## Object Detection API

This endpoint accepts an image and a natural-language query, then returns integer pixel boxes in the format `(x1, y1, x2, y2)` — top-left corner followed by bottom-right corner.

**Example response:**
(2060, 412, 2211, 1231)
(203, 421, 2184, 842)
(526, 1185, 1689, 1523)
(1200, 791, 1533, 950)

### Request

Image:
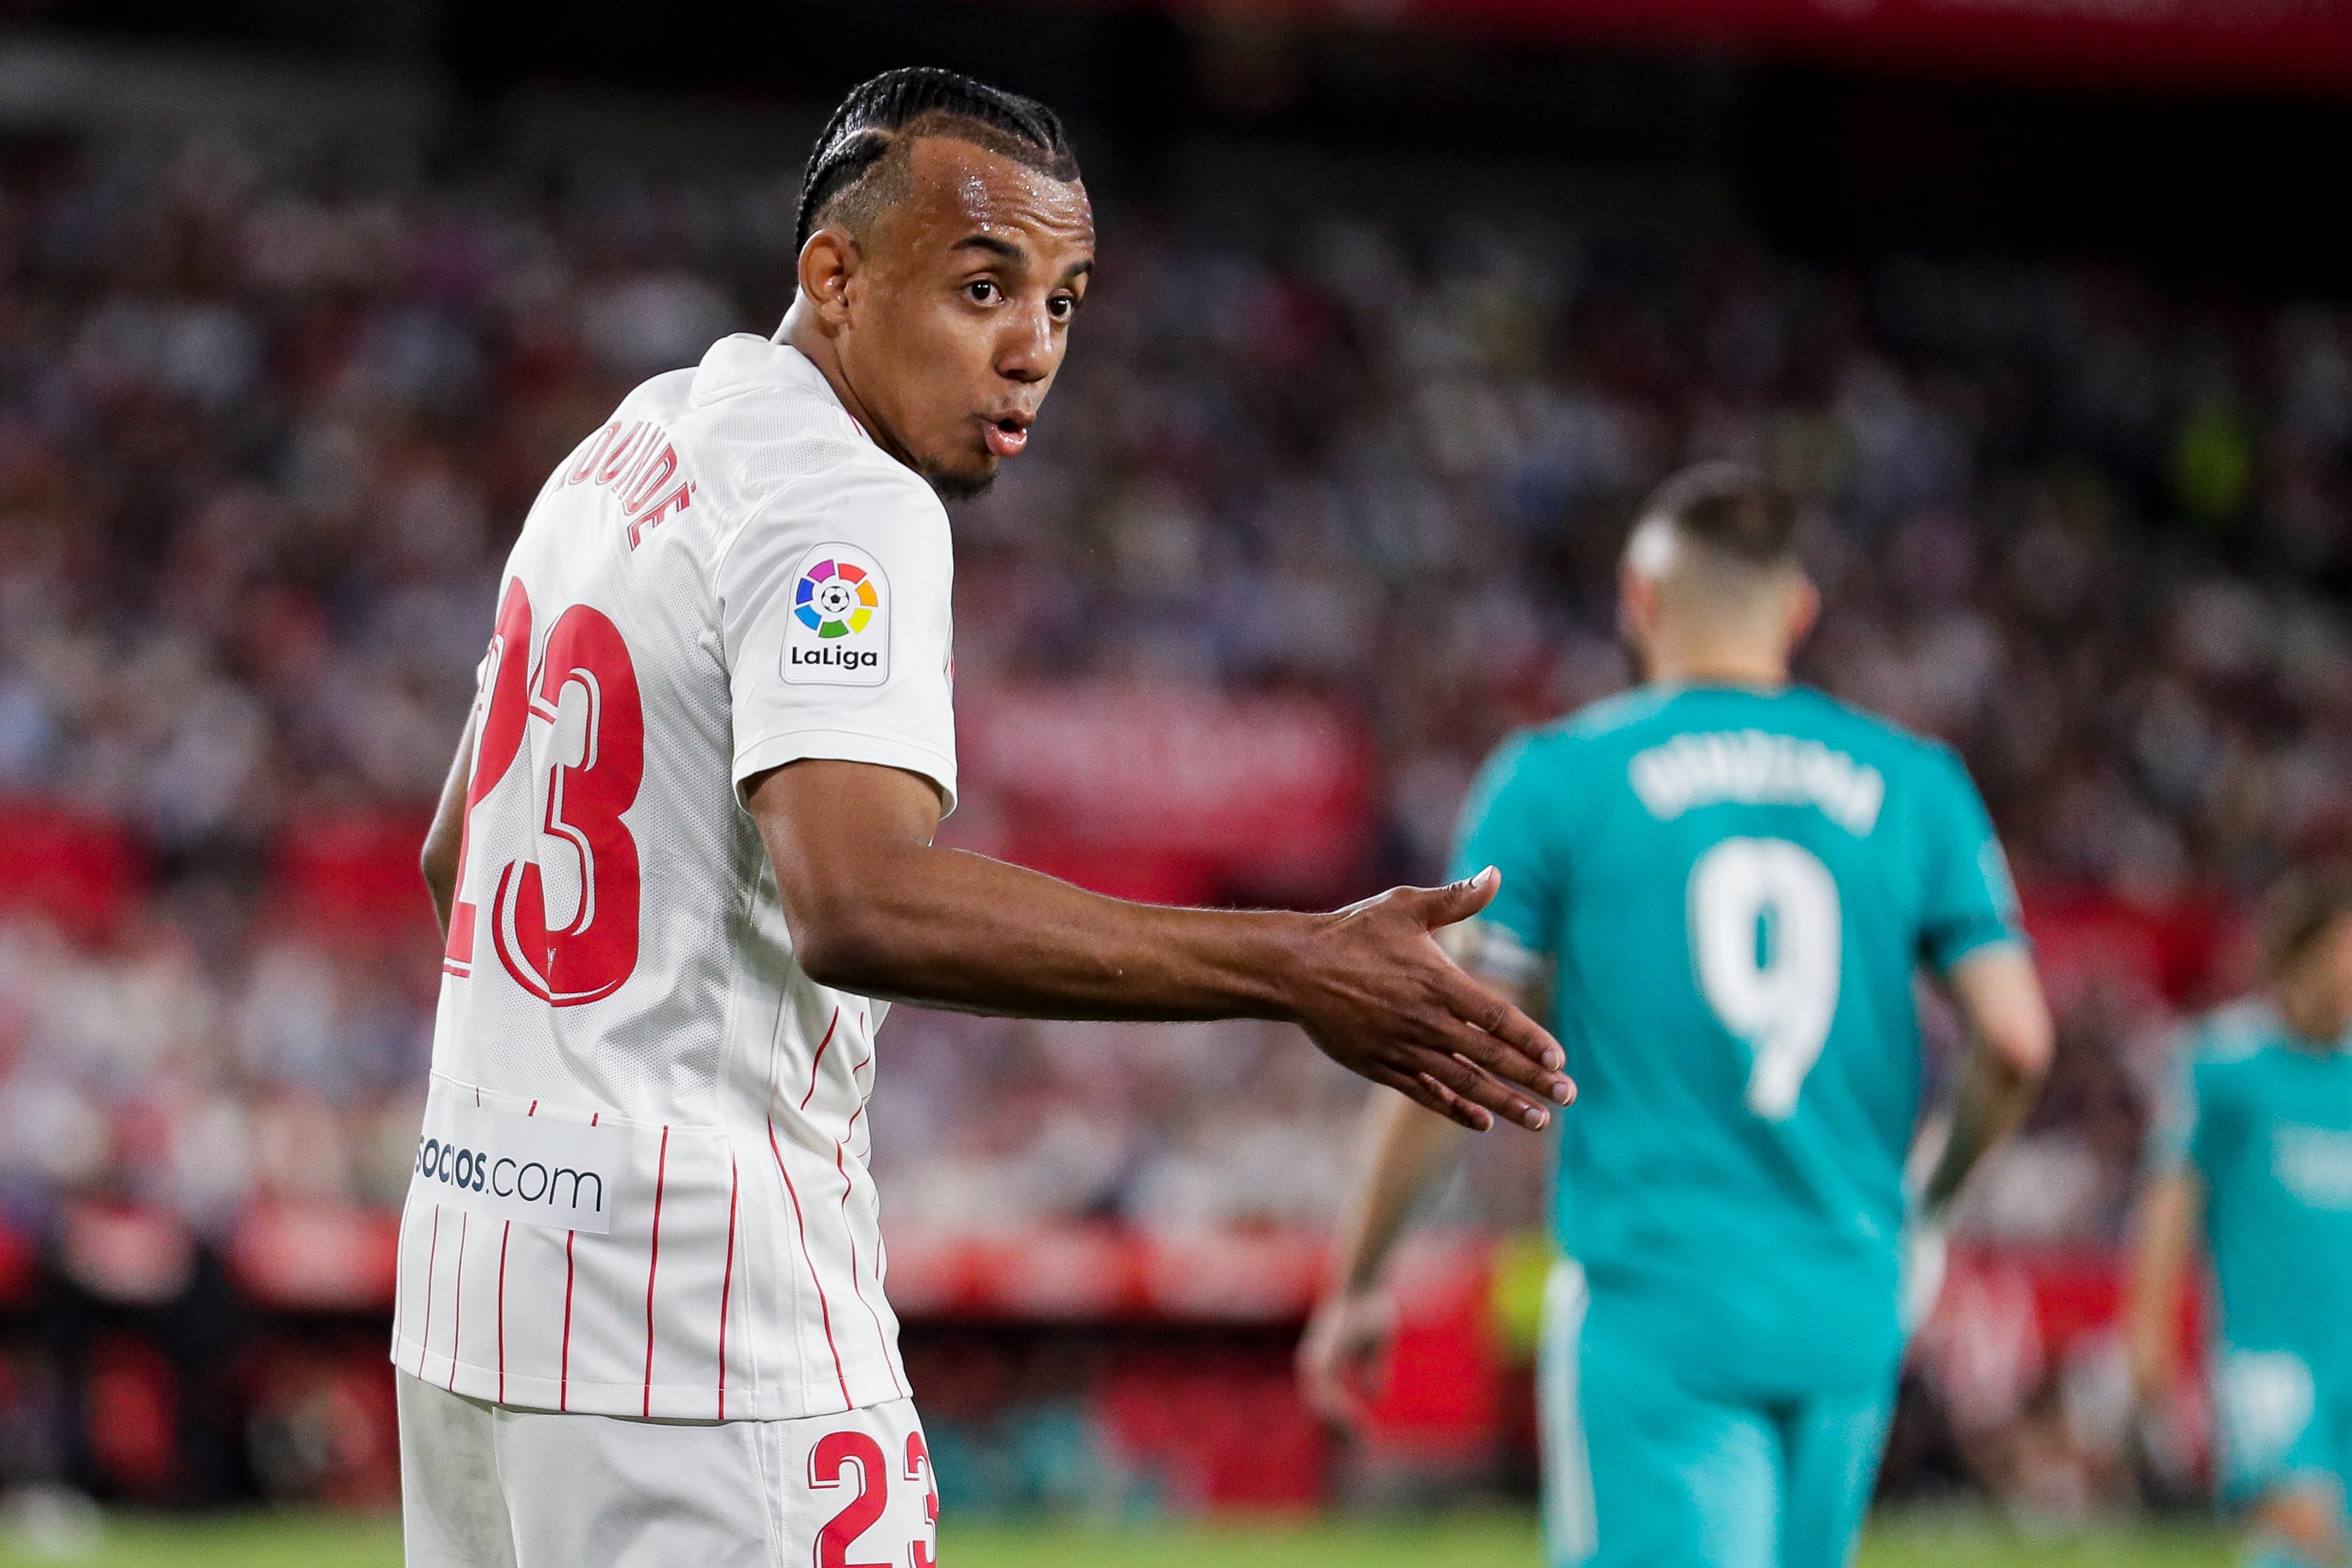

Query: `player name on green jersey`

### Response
(1629, 730, 1886, 836)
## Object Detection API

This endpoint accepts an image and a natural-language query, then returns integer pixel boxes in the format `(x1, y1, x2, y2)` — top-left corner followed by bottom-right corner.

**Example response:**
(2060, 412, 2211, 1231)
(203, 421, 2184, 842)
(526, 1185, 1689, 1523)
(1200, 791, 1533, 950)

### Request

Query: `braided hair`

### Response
(794, 67, 1080, 253)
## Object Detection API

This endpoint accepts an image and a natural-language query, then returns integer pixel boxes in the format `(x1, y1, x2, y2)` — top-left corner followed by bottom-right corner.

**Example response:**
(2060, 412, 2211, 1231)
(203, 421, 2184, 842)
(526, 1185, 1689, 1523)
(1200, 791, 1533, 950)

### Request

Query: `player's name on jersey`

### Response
(562, 416, 696, 549)
(1629, 730, 1886, 836)
(409, 1097, 625, 1235)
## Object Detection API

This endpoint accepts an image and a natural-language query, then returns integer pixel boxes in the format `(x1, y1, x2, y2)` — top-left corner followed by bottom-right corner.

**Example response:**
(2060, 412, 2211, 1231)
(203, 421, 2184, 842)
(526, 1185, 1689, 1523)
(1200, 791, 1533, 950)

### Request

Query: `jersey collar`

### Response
(690, 333, 844, 412)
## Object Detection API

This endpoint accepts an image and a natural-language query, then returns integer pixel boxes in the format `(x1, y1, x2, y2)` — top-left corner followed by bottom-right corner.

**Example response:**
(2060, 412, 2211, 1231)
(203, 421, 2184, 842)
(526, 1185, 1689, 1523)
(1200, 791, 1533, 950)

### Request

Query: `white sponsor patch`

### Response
(783, 541, 890, 686)
(410, 1096, 624, 1234)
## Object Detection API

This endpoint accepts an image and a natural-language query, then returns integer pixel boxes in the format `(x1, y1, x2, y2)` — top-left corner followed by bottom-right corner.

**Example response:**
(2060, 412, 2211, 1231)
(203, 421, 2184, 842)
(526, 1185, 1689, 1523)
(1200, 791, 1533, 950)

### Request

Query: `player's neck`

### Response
(1644, 650, 1792, 691)
(2274, 984, 2351, 1050)
(777, 306, 905, 470)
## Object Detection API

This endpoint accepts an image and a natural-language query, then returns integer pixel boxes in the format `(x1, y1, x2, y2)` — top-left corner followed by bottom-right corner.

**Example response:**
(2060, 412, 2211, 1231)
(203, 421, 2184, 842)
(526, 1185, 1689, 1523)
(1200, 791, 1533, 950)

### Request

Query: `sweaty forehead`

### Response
(882, 136, 1093, 259)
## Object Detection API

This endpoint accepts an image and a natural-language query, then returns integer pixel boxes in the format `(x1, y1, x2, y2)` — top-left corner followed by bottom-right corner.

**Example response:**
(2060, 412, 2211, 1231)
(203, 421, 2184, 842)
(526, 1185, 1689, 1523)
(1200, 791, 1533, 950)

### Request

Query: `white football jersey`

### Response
(392, 334, 956, 1422)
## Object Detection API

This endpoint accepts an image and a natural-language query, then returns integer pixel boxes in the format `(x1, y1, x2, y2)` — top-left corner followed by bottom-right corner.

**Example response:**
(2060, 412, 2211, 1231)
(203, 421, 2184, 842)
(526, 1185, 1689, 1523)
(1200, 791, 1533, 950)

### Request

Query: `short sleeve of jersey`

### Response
(1446, 732, 1566, 961)
(719, 457, 957, 811)
(1915, 747, 2023, 973)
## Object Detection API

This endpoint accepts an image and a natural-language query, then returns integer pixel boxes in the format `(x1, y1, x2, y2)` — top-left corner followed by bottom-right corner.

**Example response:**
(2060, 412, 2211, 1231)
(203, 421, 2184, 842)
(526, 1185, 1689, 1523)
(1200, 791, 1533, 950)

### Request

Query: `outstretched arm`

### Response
(746, 759, 1574, 1133)
(1296, 1088, 1474, 1422)
(1296, 938, 1536, 1422)
(1917, 944, 2054, 1215)
(2125, 1170, 2200, 1405)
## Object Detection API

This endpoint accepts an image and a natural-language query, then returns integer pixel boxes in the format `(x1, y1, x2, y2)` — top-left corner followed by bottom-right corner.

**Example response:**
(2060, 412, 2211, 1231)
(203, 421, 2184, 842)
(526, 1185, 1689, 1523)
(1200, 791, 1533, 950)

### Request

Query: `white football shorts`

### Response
(398, 1371, 939, 1567)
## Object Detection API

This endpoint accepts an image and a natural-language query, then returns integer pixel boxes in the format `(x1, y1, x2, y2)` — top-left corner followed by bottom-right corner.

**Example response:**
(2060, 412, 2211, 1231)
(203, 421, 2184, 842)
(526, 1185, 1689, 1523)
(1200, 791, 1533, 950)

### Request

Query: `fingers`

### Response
(1365, 1025, 1563, 1132)
(1298, 1336, 1371, 1427)
(1415, 1050, 1552, 1132)
(1434, 975, 1572, 1104)
(1299, 1357, 1356, 1426)
(1418, 1069, 1506, 1131)
(1298, 1297, 1392, 1429)
(1402, 866, 1500, 931)
(1378, 879, 1571, 1102)
(1369, 1062, 1493, 1132)
(1304, 879, 1570, 1130)
(1469, 985, 1570, 1079)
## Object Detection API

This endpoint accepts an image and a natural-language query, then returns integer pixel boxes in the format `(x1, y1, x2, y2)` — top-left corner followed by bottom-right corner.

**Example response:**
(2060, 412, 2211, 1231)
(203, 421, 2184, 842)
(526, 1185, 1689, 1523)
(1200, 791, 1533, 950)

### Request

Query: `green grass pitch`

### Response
(0, 1509, 2233, 1567)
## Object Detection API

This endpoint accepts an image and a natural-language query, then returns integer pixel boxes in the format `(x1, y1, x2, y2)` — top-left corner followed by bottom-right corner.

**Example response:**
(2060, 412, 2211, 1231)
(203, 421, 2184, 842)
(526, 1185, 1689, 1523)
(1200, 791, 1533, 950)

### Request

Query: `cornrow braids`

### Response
(794, 67, 1079, 252)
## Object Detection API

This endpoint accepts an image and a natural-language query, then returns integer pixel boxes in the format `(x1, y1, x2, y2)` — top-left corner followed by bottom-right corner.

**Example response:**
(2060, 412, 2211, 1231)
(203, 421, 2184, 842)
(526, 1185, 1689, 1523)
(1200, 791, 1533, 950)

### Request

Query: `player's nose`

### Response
(995, 304, 1056, 383)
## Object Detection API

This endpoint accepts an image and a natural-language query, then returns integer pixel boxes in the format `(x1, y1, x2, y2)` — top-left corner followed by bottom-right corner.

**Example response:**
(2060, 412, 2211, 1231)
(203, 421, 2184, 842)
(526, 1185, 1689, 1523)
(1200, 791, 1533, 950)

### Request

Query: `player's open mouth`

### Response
(983, 415, 1029, 458)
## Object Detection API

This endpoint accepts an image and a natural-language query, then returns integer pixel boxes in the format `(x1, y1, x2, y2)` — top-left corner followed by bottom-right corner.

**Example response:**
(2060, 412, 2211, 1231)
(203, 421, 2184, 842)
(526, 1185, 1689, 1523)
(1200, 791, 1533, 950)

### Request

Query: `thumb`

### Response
(1415, 866, 1499, 930)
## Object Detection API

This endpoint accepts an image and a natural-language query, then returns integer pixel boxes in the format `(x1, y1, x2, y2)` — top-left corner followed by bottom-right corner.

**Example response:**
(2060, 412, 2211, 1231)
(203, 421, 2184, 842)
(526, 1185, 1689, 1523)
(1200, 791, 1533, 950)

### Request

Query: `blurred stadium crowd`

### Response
(1, 126, 2347, 1506)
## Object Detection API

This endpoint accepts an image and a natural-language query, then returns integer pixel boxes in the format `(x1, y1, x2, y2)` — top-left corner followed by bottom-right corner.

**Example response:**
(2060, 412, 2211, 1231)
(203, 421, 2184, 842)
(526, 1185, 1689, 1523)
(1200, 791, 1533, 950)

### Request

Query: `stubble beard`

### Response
(924, 465, 997, 503)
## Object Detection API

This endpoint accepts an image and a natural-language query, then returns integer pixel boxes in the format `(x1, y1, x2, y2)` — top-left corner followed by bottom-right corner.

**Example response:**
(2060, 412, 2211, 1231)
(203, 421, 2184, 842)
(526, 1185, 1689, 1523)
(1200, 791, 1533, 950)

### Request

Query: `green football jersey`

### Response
(1451, 684, 2022, 1397)
(2148, 1000, 2352, 1368)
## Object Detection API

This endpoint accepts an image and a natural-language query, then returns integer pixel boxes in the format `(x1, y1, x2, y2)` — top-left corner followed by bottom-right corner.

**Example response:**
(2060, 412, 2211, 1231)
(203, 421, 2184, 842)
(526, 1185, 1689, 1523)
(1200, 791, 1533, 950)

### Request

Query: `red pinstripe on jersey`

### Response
(800, 1007, 840, 1112)
(560, 1233, 576, 1411)
(642, 1124, 670, 1417)
(446, 1212, 470, 1391)
(416, 1206, 440, 1380)
(496, 1100, 535, 1404)
(391, 1203, 409, 1352)
(557, 1109, 599, 1413)
(717, 1156, 740, 1418)
(836, 1082, 904, 1399)
(495, 1222, 511, 1403)
(770, 1116, 851, 1406)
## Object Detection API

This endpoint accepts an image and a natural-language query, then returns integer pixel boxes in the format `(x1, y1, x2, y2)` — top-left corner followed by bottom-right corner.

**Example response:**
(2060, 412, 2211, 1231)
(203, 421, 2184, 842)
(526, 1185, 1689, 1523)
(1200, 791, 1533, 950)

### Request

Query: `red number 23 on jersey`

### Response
(442, 579, 645, 1005)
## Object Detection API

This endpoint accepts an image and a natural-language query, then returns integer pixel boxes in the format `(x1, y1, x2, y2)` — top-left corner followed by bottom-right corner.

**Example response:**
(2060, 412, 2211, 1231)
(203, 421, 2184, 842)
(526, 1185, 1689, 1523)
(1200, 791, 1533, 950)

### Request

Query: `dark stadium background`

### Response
(2, 0, 2349, 1558)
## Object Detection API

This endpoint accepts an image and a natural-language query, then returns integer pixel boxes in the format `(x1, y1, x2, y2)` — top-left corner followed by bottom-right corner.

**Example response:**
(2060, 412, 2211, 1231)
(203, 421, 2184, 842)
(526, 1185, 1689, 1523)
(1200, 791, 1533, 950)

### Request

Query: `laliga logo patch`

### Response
(797, 559, 877, 637)
(784, 543, 890, 686)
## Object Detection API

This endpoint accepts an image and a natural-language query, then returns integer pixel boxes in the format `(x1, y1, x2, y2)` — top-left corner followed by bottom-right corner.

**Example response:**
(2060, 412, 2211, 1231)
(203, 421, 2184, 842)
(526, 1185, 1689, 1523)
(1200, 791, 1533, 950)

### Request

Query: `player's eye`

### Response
(965, 279, 1000, 306)
(1047, 292, 1076, 321)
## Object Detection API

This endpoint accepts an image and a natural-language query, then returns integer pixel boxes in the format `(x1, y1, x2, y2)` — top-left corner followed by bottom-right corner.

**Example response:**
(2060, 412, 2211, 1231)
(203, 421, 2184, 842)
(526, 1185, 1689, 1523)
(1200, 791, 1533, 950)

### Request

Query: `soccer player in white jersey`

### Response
(396, 68, 1573, 1567)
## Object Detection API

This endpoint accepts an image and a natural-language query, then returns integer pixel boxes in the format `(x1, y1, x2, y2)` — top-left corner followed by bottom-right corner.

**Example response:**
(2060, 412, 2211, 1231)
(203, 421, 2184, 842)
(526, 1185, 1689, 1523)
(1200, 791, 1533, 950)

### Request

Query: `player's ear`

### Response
(1617, 562, 1656, 647)
(796, 226, 860, 328)
(1784, 573, 1822, 653)
(2306, 913, 2352, 1026)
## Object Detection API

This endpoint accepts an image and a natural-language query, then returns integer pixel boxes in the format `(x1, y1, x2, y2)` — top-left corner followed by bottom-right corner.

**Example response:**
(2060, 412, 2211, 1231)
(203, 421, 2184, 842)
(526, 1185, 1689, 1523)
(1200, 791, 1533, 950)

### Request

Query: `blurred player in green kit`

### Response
(1300, 464, 2056, 1568)
(2131, 866, 2352, 1568)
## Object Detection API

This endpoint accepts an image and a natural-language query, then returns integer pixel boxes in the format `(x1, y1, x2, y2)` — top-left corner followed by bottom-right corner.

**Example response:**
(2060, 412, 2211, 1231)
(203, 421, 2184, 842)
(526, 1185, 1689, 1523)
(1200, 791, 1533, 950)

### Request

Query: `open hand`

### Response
(1298, 1285, 1396, 1428)
(1288, 867, 1573, 1132)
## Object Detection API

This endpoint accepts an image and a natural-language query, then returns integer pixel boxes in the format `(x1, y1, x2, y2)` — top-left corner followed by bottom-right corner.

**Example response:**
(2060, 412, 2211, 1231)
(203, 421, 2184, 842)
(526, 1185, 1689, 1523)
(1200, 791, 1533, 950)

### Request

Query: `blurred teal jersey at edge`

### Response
(2148, 1000, 2352, 1368)
(1450, 684, 2024, 1397)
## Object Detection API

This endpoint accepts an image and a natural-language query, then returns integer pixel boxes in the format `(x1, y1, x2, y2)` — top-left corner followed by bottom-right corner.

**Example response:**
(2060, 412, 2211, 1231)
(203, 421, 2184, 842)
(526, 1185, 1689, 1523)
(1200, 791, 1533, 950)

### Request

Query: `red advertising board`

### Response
(2019, 886, 2243, 1009)
(1115, 0, 2352, 98)
(960, 684, 1373, 904)
(0, 798, 146, 940)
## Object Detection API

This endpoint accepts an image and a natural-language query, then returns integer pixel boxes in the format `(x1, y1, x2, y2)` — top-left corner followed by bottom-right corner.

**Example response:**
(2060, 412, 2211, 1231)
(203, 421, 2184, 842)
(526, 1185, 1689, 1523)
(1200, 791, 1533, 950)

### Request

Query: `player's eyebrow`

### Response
(954, 236, 1093, 286)
(953, 234, 1027, 265)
